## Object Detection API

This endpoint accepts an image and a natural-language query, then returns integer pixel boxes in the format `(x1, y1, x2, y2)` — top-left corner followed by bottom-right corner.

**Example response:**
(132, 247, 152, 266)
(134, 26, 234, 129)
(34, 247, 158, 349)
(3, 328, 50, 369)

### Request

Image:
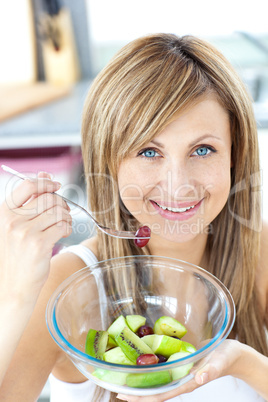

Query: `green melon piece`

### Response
(85, 329, 108, 360)
(107, 315, 128, 340)
(126, 371, 172, 388)
(153, 316, 187, 338)
(141, 334, 156, 348)
(180, 341, 197, 353)
(115, 326, 154, 363)
(152, 335, 182, 357)
(103, 346, 134, 365)
(126, 314, 146, 332)
(92, 368, 128, 386)
(167, 351, 193, 380)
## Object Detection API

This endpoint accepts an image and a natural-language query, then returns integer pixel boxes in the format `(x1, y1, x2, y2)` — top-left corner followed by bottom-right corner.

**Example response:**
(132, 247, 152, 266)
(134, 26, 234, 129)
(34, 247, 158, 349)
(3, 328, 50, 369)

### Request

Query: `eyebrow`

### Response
(151, 135, 223, 148)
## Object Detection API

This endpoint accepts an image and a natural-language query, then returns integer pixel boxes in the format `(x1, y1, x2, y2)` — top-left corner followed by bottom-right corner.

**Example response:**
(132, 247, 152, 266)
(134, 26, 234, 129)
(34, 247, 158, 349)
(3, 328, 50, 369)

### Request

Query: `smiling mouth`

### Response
(153, 201, 196, 213)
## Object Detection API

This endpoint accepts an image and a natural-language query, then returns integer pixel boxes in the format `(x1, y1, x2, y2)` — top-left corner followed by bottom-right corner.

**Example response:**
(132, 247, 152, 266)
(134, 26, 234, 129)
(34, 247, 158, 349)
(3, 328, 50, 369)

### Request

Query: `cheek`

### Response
(118, 162, 156, 202)
(118, 163, 145, 214)
(206, 162, 231, 204)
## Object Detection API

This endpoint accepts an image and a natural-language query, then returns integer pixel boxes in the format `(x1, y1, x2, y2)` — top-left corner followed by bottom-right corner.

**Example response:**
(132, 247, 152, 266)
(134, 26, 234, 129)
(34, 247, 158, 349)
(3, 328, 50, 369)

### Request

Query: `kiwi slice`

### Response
(115, 326, 154, 363)
(85, 329, 108, 360)
(103, 346, 135, 365)
(126, 314, 146, 332)
(126, 371, 171, 388)
(153, 316, 187, 338)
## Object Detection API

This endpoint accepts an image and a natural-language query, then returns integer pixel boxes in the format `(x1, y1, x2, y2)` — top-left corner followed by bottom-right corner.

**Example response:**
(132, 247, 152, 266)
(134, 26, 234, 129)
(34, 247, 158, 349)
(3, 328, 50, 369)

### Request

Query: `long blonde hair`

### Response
(81, 33, 267, 400)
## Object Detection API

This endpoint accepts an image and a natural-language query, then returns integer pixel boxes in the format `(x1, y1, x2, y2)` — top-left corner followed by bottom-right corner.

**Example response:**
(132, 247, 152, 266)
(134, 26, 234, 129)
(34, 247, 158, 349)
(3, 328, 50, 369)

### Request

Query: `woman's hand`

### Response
(0, 172, 72, 384)
(116, 339, 260, 402)
(0, 172, 72, 303)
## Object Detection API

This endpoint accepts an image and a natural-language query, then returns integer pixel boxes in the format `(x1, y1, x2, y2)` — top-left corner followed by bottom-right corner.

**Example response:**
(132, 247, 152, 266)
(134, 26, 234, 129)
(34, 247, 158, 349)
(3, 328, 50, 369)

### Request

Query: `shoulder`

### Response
(81, 236, 99, 258)
(50, 236, 99, 283)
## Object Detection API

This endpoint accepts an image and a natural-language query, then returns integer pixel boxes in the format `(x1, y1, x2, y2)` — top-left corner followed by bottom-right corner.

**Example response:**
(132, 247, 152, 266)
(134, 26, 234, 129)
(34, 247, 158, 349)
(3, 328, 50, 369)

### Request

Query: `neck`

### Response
(147, 233, 208, 268)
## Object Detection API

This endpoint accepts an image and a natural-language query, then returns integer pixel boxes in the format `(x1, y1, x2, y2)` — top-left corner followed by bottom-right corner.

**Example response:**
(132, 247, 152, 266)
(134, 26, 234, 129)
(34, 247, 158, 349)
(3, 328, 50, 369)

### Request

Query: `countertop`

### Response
(0, 81, 91, 150)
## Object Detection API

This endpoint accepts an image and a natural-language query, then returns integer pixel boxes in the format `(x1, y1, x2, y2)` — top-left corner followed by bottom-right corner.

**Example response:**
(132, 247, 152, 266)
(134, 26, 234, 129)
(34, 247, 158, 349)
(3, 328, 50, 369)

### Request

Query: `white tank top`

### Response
(48, 245, 265, 402)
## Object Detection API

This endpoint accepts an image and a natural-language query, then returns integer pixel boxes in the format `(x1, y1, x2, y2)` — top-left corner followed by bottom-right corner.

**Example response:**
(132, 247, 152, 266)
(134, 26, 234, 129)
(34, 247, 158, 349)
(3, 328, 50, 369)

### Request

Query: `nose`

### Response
(160, 161, 198, 200)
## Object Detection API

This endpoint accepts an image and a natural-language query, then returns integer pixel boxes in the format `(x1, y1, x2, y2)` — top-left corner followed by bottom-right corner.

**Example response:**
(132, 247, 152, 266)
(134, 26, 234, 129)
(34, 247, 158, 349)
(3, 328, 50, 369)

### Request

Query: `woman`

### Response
(0, 34, 267, 401)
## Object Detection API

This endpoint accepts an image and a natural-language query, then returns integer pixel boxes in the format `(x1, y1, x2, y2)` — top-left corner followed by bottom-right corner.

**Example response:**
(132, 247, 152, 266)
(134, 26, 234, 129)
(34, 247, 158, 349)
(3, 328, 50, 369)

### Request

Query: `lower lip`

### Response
(150, 200, 203, 221)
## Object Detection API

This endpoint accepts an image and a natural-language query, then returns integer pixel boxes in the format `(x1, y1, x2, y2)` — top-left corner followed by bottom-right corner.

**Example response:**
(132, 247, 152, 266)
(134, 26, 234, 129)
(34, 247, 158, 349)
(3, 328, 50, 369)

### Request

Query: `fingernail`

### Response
(53, 181, 61, 189)
(199, 372, 209, 384)
(39, 171, 52, 179)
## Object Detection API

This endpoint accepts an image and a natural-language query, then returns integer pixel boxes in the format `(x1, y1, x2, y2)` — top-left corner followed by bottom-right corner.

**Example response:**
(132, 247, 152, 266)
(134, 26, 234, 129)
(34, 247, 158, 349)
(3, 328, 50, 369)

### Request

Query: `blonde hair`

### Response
(81, 33, 267, 400)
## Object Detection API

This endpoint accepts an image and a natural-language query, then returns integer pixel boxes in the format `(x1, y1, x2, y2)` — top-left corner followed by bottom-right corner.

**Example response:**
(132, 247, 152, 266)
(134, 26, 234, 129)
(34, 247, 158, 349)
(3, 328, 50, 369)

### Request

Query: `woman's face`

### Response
(118, 95, 232, 243)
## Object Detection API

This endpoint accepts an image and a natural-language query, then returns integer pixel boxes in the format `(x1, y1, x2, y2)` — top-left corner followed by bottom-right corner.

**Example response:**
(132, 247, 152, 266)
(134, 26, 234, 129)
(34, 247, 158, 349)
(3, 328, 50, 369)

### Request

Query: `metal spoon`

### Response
(1, 165, 150, 240)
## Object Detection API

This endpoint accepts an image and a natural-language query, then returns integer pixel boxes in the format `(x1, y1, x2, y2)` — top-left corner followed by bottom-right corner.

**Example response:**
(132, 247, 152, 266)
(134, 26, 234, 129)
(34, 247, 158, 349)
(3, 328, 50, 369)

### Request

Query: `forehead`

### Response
(156, 95, 230, 140)
(118, 93, 231, 164)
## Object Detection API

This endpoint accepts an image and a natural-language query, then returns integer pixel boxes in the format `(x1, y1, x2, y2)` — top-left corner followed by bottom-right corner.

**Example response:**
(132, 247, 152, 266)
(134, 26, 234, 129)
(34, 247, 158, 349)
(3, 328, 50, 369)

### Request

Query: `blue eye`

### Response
(193, 146, 215, 157)
(140, 149, 160, 158)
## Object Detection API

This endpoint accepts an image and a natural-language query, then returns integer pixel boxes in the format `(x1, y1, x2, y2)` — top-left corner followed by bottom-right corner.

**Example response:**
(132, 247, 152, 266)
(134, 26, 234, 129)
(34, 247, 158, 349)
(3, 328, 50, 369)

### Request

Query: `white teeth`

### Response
(156, 202, 195, 213)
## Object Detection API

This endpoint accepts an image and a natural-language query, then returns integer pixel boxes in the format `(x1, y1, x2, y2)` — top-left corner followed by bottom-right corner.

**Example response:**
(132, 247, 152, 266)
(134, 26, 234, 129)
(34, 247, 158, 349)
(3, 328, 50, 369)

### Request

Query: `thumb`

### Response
(195, 363, 221, 385)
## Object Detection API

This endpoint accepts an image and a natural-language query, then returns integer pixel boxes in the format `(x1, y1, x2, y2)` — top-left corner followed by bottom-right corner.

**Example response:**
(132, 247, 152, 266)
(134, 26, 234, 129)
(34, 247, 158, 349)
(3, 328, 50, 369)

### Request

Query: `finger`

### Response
(23, 172, 53, 204)
(5, 178, 61, 210)
(194, 360, 222, 385)
(116, 395, 157, 402)
(18, 192, 70, 218)
(21, 220, 72, 259)
(3, 202, 71, 245)
(41, 219, 72, 247)
(37, 171, 52, 180)
(34, 205, 72, 232)
(117, 377, 199, 402)
(195, 367, 210, 385)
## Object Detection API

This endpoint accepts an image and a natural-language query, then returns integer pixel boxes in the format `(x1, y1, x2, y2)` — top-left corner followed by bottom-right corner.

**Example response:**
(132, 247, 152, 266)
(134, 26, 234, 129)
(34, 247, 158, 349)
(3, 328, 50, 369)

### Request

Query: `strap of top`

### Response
(59, 244, 98, 266)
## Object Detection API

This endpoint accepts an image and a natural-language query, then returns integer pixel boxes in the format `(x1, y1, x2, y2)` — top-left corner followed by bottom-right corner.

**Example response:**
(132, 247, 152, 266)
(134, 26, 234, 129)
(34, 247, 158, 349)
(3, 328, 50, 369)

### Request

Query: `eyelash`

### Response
(137, 148, 161, 160)
(192, 145, 216, 158)
(137, 145, 216, 160)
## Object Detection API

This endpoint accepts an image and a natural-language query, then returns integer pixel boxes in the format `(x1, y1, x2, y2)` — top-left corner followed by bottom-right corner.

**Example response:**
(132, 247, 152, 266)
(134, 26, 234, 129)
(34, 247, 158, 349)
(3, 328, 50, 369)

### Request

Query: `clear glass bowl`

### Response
(46, 255, 235, 396)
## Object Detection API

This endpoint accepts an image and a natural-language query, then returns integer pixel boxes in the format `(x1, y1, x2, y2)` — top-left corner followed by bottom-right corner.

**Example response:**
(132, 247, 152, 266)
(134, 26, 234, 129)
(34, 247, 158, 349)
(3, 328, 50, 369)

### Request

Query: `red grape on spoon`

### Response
(134, 226, 151, 248)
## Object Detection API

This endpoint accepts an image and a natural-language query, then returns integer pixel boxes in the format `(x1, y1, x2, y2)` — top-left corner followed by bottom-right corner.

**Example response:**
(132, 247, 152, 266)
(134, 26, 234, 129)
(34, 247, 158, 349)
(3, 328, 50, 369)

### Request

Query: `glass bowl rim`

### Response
(46, 255, 236, 372)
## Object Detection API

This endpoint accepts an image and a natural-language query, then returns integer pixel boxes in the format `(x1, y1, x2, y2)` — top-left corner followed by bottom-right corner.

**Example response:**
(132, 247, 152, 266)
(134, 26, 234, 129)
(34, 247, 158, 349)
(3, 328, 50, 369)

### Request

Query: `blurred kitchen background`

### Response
(0, 0, 267, 400)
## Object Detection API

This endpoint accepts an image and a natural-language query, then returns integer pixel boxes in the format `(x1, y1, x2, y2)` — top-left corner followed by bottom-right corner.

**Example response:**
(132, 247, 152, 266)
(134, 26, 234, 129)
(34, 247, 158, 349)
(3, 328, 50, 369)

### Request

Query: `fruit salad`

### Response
(85, 315, 196, 388)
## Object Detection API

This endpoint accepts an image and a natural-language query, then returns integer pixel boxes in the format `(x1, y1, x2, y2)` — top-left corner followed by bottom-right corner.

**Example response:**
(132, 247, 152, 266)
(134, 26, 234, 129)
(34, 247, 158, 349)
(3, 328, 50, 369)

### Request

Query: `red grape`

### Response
(156, 354, 167, 363)
(134, 226, 151, 248)
(137, 325, 154, 338)
(136, 354, 159, 365)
